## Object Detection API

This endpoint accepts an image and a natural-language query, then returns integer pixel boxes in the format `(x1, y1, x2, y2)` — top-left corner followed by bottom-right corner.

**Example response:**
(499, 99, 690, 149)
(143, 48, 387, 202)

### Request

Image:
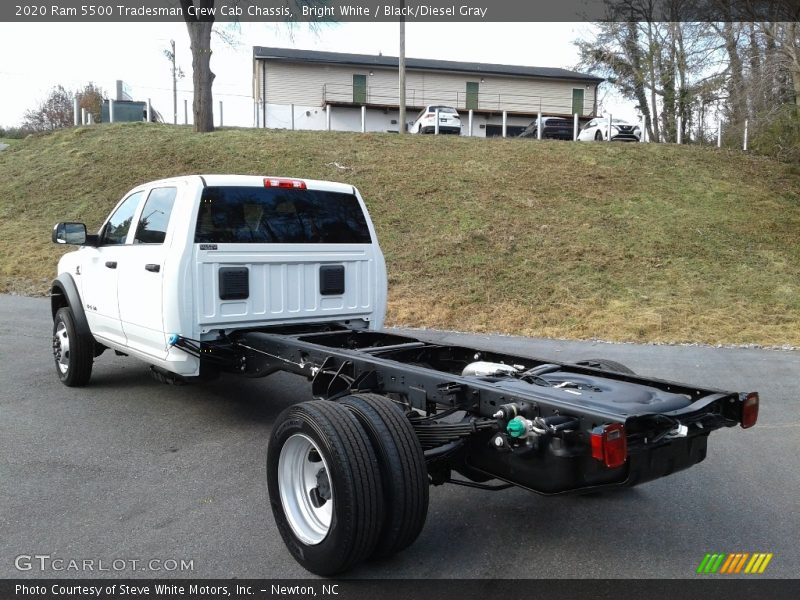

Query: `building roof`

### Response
(253, 46, 604, 83)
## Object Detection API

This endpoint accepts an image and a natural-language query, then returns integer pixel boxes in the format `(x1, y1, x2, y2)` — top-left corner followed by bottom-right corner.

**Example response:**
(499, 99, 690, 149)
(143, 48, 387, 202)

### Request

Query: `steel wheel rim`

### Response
(53, 321, 70, 374)
(278, 433, 333, 545)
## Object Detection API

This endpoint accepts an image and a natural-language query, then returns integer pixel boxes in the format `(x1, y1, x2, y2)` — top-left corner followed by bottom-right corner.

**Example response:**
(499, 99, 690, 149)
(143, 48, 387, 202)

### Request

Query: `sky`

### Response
(0, 22, 634, 129)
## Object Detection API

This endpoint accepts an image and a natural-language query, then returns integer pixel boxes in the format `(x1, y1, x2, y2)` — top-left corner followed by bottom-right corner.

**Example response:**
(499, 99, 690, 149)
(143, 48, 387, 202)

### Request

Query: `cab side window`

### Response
(101, 191, 145, 245)
(134, 187, 177, 244)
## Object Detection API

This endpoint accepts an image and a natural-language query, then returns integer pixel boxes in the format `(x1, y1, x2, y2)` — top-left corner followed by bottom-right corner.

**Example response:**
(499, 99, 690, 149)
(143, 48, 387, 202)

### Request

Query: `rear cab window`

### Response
(195, 186, 372, 244)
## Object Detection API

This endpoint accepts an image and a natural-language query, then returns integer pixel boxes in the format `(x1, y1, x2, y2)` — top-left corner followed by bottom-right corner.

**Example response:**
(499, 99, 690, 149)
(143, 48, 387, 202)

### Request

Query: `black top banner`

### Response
(3, 0, 800, 22)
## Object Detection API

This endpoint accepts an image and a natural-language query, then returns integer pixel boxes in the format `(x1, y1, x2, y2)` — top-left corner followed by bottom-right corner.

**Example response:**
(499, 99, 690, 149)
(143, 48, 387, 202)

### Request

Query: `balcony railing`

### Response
(321, 82, 586, 115)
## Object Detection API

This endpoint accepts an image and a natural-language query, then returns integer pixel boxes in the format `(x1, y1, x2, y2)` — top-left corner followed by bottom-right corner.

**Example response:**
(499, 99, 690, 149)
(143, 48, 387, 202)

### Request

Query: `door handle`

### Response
(145, 264, 161, 273)
(105, 261, 117, 269)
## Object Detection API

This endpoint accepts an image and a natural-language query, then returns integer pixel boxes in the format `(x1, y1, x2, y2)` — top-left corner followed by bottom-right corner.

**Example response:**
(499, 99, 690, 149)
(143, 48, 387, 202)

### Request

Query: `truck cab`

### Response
(51, 175, 387, 383)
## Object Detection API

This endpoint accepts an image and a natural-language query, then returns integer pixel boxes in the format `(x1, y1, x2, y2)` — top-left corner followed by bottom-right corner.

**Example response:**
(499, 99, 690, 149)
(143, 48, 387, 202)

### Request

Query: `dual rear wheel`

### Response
(267, 394, 428, 575)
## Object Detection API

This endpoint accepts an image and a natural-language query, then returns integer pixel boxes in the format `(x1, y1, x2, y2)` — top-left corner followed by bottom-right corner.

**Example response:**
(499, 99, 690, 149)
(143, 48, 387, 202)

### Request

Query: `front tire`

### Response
(52, 307, 93, 387)
(595, 130, 604, 141)
(267, 401, 384, 576)
(575, 358, 635, 375)
(338, 393, 429, 559)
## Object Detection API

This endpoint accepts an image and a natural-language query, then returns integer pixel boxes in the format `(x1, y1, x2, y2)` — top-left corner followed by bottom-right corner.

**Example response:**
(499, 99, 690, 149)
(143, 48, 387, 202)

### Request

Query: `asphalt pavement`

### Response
(1, 295, 798, 579)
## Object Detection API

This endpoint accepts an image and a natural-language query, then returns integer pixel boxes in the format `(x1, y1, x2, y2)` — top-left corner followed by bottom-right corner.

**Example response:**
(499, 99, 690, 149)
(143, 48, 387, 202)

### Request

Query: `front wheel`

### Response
(52, 307, 93, 387)
(595, 130, 604, 141)
(267, 401, 384, 576)
(575, 358, 635, 375)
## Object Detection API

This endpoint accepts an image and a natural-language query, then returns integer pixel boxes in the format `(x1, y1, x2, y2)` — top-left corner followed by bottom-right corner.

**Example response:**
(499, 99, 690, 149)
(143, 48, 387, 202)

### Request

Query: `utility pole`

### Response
(170, 39, 178, 125)
(398, 3, 406, 134)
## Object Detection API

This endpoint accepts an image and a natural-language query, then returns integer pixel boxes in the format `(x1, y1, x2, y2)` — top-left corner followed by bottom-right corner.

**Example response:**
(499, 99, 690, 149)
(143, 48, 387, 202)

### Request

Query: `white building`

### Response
(252, 47, 603, 137)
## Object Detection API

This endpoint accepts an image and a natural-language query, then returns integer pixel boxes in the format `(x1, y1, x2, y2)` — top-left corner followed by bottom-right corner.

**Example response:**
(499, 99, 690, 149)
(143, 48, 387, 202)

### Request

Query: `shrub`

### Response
(748, 105, 800, 164)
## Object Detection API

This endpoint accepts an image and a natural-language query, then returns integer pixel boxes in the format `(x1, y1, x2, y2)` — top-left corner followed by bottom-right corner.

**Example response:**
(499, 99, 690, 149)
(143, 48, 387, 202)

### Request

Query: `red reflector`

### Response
(590, 431, 604, 460)
(741, 392, 759, 429)
(590, 423, 627, 469)
(264, 178, 306, 189)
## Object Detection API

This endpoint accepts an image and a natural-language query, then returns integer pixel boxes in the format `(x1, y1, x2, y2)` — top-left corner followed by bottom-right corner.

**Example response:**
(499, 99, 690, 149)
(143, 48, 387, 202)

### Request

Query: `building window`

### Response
(572, 88, 585, 116)
(353, 74, 367, 104)
(465, 82, 479, 110)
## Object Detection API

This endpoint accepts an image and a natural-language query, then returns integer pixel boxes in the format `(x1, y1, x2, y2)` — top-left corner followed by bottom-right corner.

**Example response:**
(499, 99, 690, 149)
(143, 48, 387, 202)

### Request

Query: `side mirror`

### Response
(52, 222, 88, 245)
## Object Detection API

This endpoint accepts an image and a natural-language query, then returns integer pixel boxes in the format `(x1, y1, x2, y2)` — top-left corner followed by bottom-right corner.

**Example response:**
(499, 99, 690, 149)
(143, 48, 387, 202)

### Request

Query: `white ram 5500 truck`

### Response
(51, 175, 387, 385)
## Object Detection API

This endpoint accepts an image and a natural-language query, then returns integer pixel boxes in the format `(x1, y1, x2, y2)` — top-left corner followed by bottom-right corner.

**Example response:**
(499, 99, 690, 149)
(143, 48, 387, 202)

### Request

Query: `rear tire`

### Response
(595, 130, 604, 141)
(267, 401, 384, 576)
(575, 358, 635, 375)
(52, 307, 93, 387)
(338, 393, 429, 559)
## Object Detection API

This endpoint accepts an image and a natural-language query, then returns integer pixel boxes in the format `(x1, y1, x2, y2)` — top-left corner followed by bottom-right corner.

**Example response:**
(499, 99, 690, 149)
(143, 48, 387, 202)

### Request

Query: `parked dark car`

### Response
(519, 117, 574, 140)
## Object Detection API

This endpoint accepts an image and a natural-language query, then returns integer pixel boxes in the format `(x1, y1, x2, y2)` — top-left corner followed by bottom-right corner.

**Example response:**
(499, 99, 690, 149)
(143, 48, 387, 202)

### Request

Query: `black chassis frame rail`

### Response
(232, 327, 744, 428)
(227, 327, 747, 495)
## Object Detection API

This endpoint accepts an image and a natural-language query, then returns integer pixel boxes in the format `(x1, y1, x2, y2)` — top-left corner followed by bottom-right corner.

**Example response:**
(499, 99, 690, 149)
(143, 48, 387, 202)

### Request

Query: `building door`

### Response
(353, 74, 367, 104)
(466, 82, 479, 110)
(572, 88, 585, 116)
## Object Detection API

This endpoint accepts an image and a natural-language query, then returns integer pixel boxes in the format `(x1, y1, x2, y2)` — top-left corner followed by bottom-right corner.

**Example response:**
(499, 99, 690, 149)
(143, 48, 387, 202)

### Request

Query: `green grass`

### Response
(0, 137, 20, 147)
(1, 122, 799, 345)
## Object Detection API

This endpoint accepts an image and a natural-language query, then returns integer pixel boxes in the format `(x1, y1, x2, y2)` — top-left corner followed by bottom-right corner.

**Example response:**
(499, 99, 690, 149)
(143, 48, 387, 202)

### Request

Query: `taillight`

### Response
(741, 392, 759, 429)
(264, 178, 306, 189)
(590, 423, 627, 468)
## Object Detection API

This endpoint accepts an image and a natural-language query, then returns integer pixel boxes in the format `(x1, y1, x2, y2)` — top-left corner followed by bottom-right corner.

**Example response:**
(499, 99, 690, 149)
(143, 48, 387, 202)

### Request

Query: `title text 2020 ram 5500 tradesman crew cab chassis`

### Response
(50, 175, 759, 575)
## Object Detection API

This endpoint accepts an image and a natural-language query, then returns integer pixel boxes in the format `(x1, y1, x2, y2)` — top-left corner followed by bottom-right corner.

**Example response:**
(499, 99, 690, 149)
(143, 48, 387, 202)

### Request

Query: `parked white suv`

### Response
(578, 118, 641, 142)
(50, 175, 387, 386)
(410, 105, 462, 134)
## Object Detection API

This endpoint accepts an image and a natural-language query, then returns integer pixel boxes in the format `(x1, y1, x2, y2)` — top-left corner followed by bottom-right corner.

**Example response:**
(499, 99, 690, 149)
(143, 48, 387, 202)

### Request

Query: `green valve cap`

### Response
(507, 417, 527, 438)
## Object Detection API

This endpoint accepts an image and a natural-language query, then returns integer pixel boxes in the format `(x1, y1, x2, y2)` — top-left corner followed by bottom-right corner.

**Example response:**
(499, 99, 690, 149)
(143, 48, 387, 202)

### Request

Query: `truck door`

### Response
(117, 187, 178, 359)
(81, 190, 145, 346)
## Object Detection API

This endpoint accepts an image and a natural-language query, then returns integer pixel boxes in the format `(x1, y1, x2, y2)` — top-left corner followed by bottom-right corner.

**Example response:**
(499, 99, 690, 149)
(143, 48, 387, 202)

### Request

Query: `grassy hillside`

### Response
(1, 123, 798, 345)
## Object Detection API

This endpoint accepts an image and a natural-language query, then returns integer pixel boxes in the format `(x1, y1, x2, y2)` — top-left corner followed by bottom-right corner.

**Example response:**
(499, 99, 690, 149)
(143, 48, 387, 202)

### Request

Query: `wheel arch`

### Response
(51, 273, 91, 337)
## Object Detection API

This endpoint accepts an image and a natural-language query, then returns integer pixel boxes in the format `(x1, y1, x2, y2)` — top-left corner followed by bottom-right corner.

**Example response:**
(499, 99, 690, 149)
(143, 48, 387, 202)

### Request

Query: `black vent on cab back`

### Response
(219, 267, 249, 300)
(319, 265, 345, 296)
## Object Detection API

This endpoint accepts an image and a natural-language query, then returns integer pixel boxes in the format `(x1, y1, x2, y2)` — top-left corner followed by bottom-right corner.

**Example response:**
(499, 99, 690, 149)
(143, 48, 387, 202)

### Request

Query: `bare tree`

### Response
(179, 1, 322, 133)
(22, 85, 75, 131)
(180, 0, 216, 133)
(577, 18, 721, 142)
(576, 1, 799, 156)
(760, 22, 800, 106)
